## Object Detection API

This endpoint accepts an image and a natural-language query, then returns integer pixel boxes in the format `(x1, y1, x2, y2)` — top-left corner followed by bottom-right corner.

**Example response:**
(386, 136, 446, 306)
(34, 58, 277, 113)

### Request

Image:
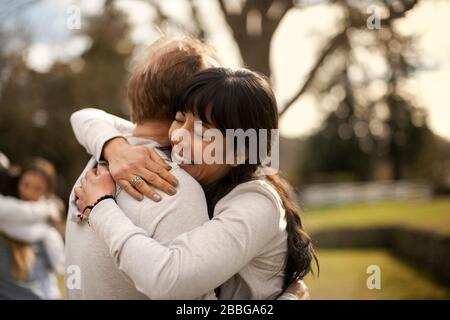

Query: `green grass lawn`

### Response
(301, 198, 450, 299)
(305, 249, 450, 300)
(303, 197, 450, 234)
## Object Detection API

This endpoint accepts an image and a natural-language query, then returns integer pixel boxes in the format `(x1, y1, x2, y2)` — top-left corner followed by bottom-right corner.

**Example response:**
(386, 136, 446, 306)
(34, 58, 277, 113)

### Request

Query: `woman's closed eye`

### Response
(174, 112, 186, 123)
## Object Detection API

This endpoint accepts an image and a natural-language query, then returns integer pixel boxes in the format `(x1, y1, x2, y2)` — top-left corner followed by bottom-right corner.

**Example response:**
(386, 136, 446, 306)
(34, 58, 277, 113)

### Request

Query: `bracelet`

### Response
(82, 205, 94, 215)
(93, 194, 116, 207)
(76, 205, 94, 223)
(81, 195, 116, 226)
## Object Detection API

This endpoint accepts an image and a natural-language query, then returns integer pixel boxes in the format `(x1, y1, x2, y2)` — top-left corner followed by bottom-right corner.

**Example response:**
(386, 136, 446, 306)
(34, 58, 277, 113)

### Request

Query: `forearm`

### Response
(70, 108, 134, 161)
(89, 199, 272, 300)
(0, 195, 49, 223)
(1, 222, 50, 243)
(42, 228, 65, 274)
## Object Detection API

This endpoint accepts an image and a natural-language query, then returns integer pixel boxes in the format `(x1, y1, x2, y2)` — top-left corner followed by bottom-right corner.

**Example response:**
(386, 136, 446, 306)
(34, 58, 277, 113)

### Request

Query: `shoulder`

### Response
(170, 167, 206, 200)
(218, 179, 283, 211)
(214, 179, 285, 227)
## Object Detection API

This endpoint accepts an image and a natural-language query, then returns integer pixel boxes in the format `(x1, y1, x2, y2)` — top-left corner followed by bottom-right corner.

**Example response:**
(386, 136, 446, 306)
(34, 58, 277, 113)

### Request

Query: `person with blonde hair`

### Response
(0, 157, 64, 299)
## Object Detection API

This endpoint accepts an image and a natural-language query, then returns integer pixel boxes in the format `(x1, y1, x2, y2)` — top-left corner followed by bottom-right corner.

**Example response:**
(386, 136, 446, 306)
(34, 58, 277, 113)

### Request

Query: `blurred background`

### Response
(0, 0, 449, 299)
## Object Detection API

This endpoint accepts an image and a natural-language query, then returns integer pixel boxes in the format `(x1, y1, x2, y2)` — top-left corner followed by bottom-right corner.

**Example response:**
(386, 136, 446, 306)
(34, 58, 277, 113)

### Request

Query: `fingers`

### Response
(74, 186, 87, 212)
(76, 199, 84, 211)
(132, 176, 162, 202)
(118, 179, 144, 201)
(148, 149, 179, 187)
(117, 173, 166, 202)
(88, 168, 97, 176)
(80, 176, 87, 190)
(138, 168, 176, 197)
(74, 186, 83, 199)
(80, 171, 95, 190)
(148, 148, 171, 170)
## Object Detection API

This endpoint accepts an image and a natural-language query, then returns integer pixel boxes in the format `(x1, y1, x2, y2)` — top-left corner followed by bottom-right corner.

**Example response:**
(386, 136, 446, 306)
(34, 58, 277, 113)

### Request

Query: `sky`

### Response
(4, 0, 450, 140)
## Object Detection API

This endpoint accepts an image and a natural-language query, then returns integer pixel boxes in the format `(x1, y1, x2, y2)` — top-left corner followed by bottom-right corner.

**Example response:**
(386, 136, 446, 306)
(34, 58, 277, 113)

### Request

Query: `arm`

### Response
(277, 280, 310, 300)
(85, 187, 281, 300)
(42, 227, 65, 274)
(0, 194, 58, 224)
(70, 108, 178, 200)
(1, 221, 51, 243)
(70, 108, 134, 162)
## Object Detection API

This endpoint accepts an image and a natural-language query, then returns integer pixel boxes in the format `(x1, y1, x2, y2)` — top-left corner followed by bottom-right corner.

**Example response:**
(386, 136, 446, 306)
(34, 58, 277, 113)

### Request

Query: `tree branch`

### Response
(188, 0, 206, 39)
(279, 29, 348, 116)
(280, 0, 420, 116)
(348, 0, 419, 28)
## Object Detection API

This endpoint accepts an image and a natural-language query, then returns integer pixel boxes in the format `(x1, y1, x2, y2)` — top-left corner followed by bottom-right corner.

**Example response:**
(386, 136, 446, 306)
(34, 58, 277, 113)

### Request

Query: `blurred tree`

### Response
(0, 0, 134, 200)
(72, 0, 133, 115)
(217, 0, 293, 77)
(293, 0, 437, 183)
(160, 0, 430, 182)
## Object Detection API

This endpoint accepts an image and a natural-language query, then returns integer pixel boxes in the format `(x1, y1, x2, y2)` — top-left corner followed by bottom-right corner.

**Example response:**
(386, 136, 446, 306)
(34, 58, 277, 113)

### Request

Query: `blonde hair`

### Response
(7, 239, 35, 281)
(8, 157, 58, 281)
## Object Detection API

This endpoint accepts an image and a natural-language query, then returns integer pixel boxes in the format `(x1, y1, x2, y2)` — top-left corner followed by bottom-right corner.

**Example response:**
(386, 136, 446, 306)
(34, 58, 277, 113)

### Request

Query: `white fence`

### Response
(299, 180, 433, 207)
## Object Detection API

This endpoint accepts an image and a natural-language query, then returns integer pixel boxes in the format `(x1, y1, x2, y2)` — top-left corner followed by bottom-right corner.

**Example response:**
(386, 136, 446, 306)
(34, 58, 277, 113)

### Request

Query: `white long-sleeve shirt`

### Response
(70, 108, 289, 300)
(0, 195, 65, 273)
(0, 195, 54, 243)
(65, 134, 215, 299)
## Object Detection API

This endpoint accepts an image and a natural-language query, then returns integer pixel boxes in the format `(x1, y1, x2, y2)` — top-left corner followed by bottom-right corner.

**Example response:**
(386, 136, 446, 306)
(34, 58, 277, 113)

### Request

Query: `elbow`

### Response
(70, 108, 98, 130)
(125, 253, 196, 300)
(138, 271, 189, 300)
(70, 109, 85, 133)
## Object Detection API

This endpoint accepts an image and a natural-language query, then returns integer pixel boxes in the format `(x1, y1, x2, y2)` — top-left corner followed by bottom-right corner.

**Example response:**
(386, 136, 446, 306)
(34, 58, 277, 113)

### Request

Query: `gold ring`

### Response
(130, 175, 143, 188)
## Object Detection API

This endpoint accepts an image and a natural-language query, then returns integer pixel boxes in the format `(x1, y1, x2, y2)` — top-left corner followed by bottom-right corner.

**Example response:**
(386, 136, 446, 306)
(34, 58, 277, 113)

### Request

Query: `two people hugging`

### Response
(67, 37, 317, 300)
(0, 156, 65, 300)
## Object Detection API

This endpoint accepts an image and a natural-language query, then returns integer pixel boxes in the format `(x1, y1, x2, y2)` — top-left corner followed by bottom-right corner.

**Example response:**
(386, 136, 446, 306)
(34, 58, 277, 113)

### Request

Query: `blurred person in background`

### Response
(0, 156, 65, 299)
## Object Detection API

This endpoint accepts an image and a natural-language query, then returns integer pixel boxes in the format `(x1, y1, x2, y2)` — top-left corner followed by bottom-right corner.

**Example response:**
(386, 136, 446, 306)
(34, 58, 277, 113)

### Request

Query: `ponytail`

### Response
(204, 166, 318, 290)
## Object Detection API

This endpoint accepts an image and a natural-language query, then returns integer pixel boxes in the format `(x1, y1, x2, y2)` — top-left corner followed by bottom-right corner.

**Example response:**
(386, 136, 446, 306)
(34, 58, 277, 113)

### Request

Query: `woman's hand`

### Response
(74, 164, 116, 217)
(283, 280, 310, 300)
(103, 137, 178, 202)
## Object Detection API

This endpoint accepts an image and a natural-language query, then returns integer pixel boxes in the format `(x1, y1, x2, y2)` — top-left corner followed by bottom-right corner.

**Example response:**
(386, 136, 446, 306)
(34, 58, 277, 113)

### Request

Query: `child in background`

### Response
(5, 158, 65, 299)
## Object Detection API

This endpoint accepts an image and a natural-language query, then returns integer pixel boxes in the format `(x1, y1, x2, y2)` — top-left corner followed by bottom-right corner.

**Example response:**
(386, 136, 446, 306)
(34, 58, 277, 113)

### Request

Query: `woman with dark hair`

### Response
(73, 68, 317, 299)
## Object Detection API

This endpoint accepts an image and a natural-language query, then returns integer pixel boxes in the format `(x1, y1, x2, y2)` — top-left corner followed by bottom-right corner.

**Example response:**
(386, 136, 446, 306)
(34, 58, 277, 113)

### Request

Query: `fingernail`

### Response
(172, 178, 179, 187)
(153, 194, 162, 202)
(138, 195, 144, 201)
(168, 187, 176, 196)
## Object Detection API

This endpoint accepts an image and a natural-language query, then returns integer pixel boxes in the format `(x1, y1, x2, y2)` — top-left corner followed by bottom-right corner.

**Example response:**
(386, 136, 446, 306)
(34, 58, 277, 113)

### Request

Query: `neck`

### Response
(132, 120, 171, 146)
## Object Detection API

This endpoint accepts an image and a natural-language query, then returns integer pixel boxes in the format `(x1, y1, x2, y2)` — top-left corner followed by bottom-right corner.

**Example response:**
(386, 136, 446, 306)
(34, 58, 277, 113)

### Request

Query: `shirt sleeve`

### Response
(88, 184, 282, 300)
(0, 194, 51, 224)
(42, 227, 66, 274)
(70, 108, 135, 162)
(0, 221, 51, 243)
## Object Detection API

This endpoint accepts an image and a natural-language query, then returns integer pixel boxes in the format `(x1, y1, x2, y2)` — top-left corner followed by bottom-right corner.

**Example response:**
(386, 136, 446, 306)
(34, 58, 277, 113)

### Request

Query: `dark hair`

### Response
(128, 37, 218, 123)
(171, 67, 318, 289)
